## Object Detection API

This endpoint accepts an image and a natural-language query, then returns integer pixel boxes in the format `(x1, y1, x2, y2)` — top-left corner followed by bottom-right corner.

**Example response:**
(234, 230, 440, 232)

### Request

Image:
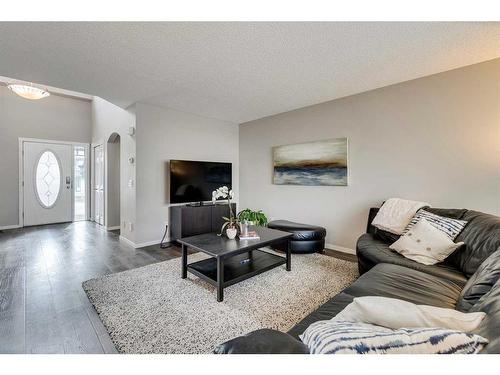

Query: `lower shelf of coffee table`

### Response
(187, 249, 286, 287)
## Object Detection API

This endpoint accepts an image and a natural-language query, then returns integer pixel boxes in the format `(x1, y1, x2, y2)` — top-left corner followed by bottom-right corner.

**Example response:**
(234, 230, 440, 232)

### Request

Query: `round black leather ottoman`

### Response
(267, 220, 326, 254)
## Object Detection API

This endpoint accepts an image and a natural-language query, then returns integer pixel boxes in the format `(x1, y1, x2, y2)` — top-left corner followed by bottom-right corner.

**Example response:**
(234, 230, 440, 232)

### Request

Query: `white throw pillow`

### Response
(333, 296, 486, 332)
(402, 209, 468, 240)
(371, 198, 429, 235)
(389, 218, 464, 265)
(300, 320, 488, 354)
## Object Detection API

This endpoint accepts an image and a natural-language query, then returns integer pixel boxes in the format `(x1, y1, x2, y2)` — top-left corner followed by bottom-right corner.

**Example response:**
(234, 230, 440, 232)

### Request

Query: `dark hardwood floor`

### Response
(0, 221, 355, 354)
(0, 221, 182, 354)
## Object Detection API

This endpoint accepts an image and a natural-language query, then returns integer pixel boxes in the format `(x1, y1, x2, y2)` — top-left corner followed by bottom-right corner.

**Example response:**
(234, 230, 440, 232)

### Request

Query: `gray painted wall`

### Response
(0, 86, 91, 227)
(135, 103, 239, 245)
(239, 59, 500, 251)
(91, 97, 136, 242)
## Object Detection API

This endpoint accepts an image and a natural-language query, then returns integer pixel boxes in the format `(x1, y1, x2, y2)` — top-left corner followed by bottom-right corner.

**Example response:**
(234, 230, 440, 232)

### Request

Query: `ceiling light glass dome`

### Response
(7, 83, 50, 100)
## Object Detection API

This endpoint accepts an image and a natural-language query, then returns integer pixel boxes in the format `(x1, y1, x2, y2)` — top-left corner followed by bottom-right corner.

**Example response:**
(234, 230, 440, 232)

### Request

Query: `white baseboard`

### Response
(325, 243, 356, 255)
(134, 239, 164, 248)
(106, 226, 120, 231)
(119, 235, 171, 249)
(0, 224, 21, 231)
(119, 235, 137, 248)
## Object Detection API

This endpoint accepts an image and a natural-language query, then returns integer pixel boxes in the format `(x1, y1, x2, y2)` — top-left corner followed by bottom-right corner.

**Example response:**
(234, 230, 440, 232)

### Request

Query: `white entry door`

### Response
(23, 141, 73, 226)
(93, 144, 104, 226)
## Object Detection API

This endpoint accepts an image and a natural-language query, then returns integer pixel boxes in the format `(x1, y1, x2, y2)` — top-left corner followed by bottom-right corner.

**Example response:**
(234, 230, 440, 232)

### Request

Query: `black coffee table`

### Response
(177, 226, 293, 302)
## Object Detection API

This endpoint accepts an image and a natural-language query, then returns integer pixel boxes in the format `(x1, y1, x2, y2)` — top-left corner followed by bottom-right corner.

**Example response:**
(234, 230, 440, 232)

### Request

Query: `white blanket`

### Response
(371, 198, 429, 235)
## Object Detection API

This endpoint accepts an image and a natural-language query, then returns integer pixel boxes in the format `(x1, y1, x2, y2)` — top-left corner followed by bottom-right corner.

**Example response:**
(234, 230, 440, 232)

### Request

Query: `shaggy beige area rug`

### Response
(83, 252, 358, 354)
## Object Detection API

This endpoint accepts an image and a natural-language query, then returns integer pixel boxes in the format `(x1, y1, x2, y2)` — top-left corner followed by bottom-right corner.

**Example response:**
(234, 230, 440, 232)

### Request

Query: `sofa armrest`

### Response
(214, 329, 310, 354)
(366, 207, 380, 234)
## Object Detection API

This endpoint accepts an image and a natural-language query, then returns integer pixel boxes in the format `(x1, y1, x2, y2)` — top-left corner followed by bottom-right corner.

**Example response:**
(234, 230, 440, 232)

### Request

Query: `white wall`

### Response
(135, 103, 239, 246)
(91, 97, 136, 242)
(0, 86, 91, 227)
(239, 59, 500, 251)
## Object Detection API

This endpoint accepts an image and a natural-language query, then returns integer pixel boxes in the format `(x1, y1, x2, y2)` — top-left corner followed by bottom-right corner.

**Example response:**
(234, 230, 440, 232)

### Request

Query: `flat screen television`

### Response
(169, 159, 232, 204)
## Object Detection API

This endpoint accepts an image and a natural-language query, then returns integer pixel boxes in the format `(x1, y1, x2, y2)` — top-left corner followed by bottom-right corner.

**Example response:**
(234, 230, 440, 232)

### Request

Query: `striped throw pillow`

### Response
(402, 209, 467, 240)
(300, 321, 488, 354)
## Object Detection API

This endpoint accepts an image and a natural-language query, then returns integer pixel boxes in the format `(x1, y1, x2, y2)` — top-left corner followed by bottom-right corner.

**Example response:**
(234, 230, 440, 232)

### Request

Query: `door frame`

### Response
(18, 137, 90, 227)
(91, 140, 105, 225)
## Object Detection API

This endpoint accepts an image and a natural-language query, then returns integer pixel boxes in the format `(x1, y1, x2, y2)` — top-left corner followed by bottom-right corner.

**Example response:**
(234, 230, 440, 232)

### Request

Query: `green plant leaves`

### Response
(236, 208, 268, 226)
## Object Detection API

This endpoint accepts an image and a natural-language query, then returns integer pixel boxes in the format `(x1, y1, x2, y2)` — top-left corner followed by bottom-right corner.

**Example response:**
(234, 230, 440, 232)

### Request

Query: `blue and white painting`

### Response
(273, 138, 348, 186)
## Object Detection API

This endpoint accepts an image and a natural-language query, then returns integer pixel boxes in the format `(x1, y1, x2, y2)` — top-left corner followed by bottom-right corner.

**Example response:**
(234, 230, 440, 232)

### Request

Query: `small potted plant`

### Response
(237, 209, 268, 226)
(212, 186, 239, 239)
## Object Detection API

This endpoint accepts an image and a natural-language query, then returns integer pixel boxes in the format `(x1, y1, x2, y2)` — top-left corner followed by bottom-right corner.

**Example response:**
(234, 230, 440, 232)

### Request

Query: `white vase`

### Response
(226, 227, 237, 239)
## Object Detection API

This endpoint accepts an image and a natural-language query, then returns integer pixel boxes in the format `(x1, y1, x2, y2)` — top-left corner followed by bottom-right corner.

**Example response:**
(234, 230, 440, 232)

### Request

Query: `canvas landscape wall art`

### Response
(273, 138, 348, 186)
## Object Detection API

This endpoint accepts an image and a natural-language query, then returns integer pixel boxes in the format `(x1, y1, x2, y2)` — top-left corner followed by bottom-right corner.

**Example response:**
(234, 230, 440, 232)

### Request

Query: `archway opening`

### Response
(106, 132, 121, 233)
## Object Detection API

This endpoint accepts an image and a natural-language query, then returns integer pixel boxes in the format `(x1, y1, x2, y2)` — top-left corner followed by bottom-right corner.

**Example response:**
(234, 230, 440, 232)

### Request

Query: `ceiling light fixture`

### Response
(7, 83, 50, 100)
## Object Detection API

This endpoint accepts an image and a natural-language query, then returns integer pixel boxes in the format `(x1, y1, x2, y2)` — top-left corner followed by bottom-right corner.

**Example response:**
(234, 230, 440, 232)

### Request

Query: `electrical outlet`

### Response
(128, 222, 133, 231)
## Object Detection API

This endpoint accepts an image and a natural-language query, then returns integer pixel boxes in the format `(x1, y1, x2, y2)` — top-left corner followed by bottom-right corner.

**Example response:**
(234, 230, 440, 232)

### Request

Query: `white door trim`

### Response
(91, 141, 105, 225)
(18, 137, 90, 227)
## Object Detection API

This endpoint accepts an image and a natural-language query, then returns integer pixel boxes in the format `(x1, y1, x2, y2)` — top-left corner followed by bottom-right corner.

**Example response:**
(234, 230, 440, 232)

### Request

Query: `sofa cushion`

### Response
(288, 292, 355, 339)
(469, 279, 500, 353)
(288, 263, 463, 339)
(356, 233, 467, 286)
(344, 263, 463, 307)
(453, 211, 500, 277)
(373, 227, 400, 244)
(214, 329, 309, 354)
(457, 250, 500, 312)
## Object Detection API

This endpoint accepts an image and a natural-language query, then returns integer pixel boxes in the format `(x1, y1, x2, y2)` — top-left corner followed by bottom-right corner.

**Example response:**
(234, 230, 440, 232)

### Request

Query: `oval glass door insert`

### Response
(35, 151, 61, 208)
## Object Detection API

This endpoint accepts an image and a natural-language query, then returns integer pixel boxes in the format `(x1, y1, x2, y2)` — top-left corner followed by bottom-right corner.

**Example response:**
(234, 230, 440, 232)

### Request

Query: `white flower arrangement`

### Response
(212, 186, 234, 201)
(212, 186, 237, 236)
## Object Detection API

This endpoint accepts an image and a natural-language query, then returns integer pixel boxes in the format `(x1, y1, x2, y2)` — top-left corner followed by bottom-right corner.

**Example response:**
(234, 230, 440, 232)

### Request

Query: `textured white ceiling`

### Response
(0, 22, 499, 123)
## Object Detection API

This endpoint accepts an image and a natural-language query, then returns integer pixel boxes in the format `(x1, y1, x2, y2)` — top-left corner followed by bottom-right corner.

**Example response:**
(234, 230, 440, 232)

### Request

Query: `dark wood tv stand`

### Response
(169, 203, 237, 241)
